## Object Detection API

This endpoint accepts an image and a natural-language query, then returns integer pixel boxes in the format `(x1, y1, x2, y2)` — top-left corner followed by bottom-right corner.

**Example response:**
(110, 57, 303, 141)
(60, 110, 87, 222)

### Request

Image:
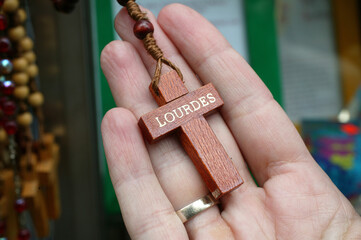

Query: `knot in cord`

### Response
(143, 34, 164, 60)
(126, 0, 183, 94)
(126, 0, 147, 20)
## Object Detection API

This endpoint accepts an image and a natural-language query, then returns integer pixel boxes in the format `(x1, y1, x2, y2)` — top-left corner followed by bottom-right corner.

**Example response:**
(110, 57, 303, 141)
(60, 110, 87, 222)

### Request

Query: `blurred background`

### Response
(2, 0, 360, 239)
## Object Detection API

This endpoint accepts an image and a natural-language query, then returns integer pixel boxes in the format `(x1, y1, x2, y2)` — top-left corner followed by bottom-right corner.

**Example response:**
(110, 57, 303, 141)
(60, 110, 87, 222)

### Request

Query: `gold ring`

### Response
(176, 194, 219, 223)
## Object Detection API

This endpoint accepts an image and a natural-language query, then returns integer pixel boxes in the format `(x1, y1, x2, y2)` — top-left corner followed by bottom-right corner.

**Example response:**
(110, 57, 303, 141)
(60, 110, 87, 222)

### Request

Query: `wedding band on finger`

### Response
(176, 194, 219, 223)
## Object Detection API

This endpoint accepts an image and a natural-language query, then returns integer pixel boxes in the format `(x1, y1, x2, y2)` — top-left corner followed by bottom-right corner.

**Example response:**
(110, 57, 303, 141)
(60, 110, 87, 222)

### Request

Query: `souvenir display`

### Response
(0, 1, 61, 239)
(302, 121, 361, 199)
(302, 88, 361, 200)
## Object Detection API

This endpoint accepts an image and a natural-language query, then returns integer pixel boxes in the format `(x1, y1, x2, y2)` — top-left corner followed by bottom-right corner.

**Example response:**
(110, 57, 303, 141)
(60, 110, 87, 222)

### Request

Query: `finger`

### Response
(101, 36, 244, 237)
(158, 4, 316, 185)
(101, 40, 156, 117)
(113, 5, 255, 188)
(101, 108, 187, 239)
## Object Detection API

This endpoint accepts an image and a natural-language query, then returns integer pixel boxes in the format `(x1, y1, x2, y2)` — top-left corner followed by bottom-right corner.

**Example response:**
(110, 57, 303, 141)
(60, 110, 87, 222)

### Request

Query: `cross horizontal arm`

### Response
(139, 83, 223, 143)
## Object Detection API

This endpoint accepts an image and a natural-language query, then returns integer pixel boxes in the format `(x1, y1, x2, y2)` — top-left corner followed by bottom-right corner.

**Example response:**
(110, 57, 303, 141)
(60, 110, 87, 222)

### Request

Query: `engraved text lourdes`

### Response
(155, 93, 216, 128)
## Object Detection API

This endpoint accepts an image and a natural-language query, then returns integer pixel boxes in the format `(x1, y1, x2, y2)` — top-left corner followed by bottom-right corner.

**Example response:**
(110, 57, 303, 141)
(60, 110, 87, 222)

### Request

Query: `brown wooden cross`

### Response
(0, 170, 17, 239)
(20, 153, 50, 238)
(139, 71, 243, 199)
(37, 156, 61, 219)
(37, 133, 61, 219)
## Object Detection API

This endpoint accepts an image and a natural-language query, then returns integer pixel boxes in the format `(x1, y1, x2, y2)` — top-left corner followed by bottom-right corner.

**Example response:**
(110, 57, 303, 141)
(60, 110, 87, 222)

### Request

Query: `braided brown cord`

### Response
(143, 33, 163, 60)
(126, 0, 183, 94)
(126, 0, 148, 20)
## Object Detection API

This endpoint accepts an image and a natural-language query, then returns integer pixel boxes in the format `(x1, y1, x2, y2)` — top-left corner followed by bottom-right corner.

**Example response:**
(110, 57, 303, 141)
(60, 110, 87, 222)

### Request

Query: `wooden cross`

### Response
(20, 153, 50, 238)
(35, 133, 61, 219)
(0, 170, 17, 239)
(38, 133, 60, 163)
(37, 156, 61, 219)
(22, 180, 50, 238)
(139, 71, 243, 199)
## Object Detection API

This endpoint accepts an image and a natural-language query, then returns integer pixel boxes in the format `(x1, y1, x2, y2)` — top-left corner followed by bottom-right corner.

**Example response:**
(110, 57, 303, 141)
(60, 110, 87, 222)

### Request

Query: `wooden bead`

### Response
(23, 51, 36, 63)
(3, 0, 19, 13)
(13, 72, 29, 85)
(14, 8, 27, 24)
(12, 57, 28, 72)
(42, 134, 54, 146)
(28, 92, 44, 107)
(26, 64, 38, 78)
(19, 37, 33, 52)
(0, 128, 7, 142)
(133, 20, 154, 40)
(13, 86, 29, 99)
(8, 26, 25, 41)
(17, 112, 32, 126)
(117, 0, 131, 6)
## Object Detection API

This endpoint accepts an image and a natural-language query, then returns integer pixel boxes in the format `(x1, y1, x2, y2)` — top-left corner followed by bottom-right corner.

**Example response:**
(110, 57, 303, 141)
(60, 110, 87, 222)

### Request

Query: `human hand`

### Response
(100, 4, 361, 239)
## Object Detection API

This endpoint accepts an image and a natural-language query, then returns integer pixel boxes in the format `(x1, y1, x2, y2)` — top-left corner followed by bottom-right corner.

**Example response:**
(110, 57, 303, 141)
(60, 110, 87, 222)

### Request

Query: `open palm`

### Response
(101, 4, 361, 239)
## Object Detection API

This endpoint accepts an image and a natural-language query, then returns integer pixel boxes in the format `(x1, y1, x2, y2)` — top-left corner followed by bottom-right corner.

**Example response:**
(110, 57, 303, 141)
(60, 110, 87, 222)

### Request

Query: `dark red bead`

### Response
(14, 198, 26, 213)
(61, 3, 76, 13)
(133, 19, 154, 40)
(0, 117, 8, 127)
(117, 0, 131, 6)
(0, 220, 6, 236)
(4, 121, 17, 135)
(0, 96, 8, 107)
(2, 101, 16, 116)
(0, 81, 15, 95)
(53, 0, 65, 11)
(0, 37, 11, 53)
(0, 15, 7, 31)
(0, 0, 4, 7)
(18, 229, 30, 240)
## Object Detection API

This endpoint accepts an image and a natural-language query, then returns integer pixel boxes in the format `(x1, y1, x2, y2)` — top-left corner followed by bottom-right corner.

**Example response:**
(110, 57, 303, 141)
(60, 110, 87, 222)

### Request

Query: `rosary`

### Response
(118, 0, 244, 203)
(0, 1, 65, 239)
